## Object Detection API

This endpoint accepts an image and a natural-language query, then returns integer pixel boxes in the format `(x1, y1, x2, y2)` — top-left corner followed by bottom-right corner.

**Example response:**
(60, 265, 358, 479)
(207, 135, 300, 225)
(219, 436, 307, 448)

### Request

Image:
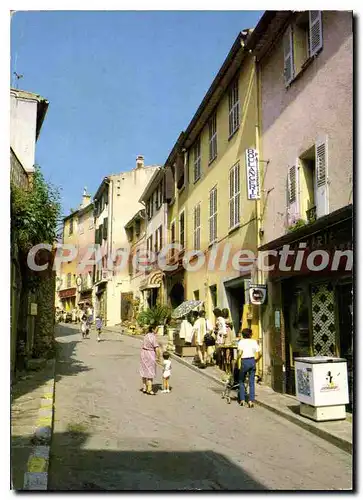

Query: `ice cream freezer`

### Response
(294, 356, 349, 421)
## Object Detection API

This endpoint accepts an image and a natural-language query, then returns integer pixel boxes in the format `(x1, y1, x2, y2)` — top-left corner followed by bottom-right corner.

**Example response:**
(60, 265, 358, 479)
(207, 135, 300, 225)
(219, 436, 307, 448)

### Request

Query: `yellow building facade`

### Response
(165, 32, 261, 343)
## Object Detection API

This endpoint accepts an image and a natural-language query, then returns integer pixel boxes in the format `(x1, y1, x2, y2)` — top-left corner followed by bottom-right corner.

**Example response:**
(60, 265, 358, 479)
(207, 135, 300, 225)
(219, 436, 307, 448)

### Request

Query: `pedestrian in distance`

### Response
(236, 328, 262, 408)
(161, 351, 172, 393)
(96, 315, 103, 342)
(80, 314, 89, 339)
(139, 324, 161, 395)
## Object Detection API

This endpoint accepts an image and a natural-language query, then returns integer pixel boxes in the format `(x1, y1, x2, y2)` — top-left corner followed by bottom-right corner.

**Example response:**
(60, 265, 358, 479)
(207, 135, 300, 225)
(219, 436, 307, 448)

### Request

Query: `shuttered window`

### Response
(193, 137, 201, 182)
(288, 166, 297, 203)
(194, 204, 201, 250)
(309, 11, 323, 57)
(170, 220, 176, 258)
(229, 80, 240, 137)
(158, 226, 163, 252)
(316, 143, 326, 187)
(283, 25, 294, 86)
(103, 217, 108, 240)
(229, 163, 240, 229)
(179, 211, 185, 249)
(209, 113, 217, 163)
(209, 186, 218, 244)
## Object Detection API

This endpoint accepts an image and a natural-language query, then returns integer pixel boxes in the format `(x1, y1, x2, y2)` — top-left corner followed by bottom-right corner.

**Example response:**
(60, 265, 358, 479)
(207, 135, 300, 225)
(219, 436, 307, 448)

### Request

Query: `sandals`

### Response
(146, 391, 156, 396)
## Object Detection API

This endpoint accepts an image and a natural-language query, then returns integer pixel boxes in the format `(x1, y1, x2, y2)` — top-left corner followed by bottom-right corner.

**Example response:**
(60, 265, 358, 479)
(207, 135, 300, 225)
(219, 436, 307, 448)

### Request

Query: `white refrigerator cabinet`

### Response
(294, 356, 349, 421)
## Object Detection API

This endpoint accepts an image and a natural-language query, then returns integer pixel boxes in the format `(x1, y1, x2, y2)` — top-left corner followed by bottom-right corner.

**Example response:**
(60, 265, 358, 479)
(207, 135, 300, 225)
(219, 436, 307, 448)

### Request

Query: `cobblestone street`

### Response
(48, 325, 352, 490)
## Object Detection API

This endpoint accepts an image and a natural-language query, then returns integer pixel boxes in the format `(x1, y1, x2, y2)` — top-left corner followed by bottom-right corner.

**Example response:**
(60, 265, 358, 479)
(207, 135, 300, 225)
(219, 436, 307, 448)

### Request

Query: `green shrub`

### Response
(137, 304, 171, 327)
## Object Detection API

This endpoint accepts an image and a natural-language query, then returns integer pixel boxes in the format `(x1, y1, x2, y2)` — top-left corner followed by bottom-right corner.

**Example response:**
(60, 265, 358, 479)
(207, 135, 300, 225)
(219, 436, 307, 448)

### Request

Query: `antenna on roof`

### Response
(13, 72, 23, 89)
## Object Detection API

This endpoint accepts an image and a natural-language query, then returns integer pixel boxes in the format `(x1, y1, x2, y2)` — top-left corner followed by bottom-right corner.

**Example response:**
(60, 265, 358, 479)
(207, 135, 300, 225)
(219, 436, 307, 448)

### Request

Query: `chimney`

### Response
(80, 187, 91, 208)
(136, 155, 144, 169)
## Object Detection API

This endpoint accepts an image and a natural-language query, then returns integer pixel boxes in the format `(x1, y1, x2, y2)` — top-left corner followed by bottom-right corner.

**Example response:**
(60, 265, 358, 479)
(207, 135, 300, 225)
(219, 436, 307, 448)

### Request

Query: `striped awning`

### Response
(140, 270, 164, 290)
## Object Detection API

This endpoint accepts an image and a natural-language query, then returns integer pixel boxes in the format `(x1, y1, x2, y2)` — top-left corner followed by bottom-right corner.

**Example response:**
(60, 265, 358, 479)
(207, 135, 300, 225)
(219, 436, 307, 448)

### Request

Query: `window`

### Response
(78, 224, 84, 235)
(209, 285, 217, 309)
(135, 219, 141, 237)
(147, 235, 153, 255)
(179, 210, 185, 249)
(194, 290, 200, 301)
(67, 272, 72, 288)
(103, 217, 108, 240)
(229, 163, 240, 229)
(209, 186, 218, 244)
(154, 191, 158, 213)
(298, 138, 328, 222)
(69, 218, 73, 236)
(193, 137, 201, 183)
(209, 113, 217, 163)
(147, 198, 153, 220)
(170, 220, 176, 258)
(284, 11, 323, 86)
(89, 217, 94, 230)
(154, 230, 158, 253)
(194, 203, 201, 250)
(228, 79, 240, 137)
(158, 225, 163, 252)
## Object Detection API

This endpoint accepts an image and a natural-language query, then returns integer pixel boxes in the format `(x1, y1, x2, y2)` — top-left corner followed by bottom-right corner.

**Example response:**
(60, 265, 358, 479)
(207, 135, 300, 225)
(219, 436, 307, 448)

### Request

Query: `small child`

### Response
(161, 351, 172, 393)
(95, 315, 103, 342)
(80, 314, 89, 339)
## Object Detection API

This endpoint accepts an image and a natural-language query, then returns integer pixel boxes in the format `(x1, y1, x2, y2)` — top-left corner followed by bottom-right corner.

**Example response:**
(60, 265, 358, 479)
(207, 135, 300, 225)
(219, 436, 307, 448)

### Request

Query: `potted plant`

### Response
(136, 304, 171, 336)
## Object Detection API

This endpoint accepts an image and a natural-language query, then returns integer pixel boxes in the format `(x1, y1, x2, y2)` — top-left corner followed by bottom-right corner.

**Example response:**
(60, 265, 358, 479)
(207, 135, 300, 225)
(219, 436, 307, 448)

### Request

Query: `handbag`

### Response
(204, 332, 216, 346)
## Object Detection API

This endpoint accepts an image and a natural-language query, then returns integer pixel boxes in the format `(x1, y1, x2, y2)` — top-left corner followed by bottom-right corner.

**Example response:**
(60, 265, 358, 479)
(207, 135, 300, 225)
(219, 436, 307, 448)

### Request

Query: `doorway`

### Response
(170, 283, 184, 308)
(224, 278, 245, 334)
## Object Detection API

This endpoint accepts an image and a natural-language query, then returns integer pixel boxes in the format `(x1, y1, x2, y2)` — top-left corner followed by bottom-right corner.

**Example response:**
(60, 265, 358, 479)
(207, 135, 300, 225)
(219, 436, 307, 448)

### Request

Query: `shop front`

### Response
(59, 287, 77, 312)
(260, 205, 353, 405)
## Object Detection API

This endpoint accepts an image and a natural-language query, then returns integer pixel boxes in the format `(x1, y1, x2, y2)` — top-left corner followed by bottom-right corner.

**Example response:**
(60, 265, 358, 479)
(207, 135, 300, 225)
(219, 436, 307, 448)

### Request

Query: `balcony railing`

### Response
(306, 206, 317, 224)
(11, 149, 29, 190)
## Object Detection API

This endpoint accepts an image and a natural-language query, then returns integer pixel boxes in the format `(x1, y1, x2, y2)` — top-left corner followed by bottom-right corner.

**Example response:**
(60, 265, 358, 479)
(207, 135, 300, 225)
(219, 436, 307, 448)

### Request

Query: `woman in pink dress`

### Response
(139, 325, 161, 395)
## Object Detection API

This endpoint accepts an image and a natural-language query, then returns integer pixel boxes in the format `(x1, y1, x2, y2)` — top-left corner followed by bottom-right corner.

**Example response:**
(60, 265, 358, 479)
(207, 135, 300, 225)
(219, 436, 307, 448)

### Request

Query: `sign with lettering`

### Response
(245, 149, 260, 200)
(58, 288, 77, 299)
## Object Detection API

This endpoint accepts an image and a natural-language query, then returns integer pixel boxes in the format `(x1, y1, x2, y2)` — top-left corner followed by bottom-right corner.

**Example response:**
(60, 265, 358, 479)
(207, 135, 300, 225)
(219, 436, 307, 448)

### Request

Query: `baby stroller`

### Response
(221, 366, 240, 404)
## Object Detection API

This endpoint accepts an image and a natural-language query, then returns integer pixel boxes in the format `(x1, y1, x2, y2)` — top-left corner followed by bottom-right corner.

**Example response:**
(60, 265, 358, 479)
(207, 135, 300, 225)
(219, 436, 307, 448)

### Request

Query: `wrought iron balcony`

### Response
(306, 206, 317, 224)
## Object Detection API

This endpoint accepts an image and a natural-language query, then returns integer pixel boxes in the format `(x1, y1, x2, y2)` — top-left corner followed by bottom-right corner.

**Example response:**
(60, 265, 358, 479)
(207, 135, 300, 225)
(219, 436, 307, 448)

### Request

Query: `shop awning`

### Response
(59, 288, 77, 299)
(140, 270, 164, 291)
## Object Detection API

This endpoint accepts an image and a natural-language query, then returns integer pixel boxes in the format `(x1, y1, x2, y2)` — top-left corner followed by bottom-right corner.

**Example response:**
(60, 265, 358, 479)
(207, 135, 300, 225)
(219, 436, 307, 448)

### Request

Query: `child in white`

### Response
(161, 351, 172, 393)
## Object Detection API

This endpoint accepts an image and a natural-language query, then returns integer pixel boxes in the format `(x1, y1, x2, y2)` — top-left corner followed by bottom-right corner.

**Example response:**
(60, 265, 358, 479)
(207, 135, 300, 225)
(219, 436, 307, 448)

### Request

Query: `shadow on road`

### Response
(47, 430, 267, 491)
(11, 325, 92, 402)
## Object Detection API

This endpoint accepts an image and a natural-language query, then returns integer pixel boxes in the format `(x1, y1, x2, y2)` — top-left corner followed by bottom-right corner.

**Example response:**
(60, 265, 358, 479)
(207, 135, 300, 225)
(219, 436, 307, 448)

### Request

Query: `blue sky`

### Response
(11, 10, 264, 216)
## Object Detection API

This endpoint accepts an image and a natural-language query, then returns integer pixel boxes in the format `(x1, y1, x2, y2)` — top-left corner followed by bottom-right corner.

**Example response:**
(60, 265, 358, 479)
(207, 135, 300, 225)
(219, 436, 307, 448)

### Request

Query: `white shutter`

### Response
(229, 168, 235, 228)
(309, 11, 323, 57)
(287, 164, 299, 225)
(235, 164, 240, 225)
(315, 138, 329, 218)
(283, 25, 294, 86)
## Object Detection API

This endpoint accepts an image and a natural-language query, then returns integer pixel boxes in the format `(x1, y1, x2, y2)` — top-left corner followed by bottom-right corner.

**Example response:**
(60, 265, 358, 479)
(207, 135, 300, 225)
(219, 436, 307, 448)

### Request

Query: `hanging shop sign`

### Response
(59, 288, 77, 299)
(245, 148, 260, 200)
(249, 284, 267, 305)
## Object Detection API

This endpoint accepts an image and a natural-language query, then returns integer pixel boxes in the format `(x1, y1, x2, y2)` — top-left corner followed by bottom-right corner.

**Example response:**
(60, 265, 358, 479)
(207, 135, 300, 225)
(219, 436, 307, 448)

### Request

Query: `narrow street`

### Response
(48, 325, 352, 491)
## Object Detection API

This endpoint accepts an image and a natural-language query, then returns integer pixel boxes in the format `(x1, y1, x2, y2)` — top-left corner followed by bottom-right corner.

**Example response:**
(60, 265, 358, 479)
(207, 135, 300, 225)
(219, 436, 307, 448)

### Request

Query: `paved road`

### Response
(49, 324, 352, 491)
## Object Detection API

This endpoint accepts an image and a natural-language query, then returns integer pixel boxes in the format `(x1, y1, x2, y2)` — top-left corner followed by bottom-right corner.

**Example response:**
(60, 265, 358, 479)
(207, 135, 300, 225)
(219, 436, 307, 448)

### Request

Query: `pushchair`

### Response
(221, 366, 261, 404)
(221, 366, 240, 404)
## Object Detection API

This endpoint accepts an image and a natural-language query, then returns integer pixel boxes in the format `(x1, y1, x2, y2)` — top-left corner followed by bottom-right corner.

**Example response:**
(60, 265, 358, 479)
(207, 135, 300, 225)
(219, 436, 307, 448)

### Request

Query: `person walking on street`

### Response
(237, 328, 261, 408)
(96, 315, 103, 342)
(192, 310, 208, 368)
(139, 324, 161, 395)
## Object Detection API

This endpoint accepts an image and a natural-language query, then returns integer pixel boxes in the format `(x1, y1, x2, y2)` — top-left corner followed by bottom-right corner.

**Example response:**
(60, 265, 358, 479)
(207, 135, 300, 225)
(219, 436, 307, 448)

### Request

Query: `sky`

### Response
(10, 10, 264, 216)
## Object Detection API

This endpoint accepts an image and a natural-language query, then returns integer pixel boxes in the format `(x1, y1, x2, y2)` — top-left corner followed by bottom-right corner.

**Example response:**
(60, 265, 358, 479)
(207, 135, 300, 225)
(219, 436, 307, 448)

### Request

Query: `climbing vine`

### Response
(11, 165, 62, 255)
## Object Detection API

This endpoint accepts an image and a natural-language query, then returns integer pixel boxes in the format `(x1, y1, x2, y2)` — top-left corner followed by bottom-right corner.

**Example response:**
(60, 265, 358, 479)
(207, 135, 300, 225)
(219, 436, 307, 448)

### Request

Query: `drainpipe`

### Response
(254, 55, 264, 382)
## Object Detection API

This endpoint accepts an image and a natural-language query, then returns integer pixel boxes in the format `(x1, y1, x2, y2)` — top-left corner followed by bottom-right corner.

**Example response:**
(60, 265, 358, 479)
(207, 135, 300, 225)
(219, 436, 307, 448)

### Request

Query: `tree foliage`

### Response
(11, 166, 62, 255)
